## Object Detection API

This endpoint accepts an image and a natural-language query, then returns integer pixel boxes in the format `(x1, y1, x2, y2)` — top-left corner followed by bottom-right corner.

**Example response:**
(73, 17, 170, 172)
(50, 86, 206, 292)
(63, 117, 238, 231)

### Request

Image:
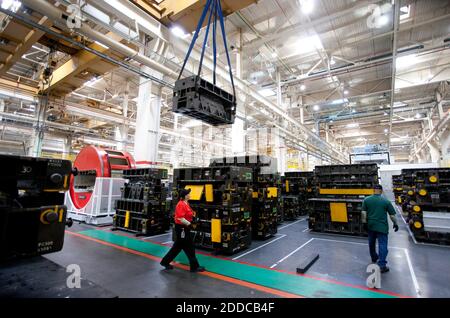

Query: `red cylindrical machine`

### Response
(69, 146, 135, 209)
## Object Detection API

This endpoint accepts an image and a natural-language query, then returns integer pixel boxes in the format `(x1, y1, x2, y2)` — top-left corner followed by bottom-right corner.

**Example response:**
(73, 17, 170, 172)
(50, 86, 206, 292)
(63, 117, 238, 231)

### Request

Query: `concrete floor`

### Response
(41, 207, 450, 298)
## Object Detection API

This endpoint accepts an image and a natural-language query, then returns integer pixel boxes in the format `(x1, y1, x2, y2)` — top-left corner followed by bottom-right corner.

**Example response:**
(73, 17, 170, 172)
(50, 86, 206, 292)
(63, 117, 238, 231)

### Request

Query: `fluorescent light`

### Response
(331, 98, 348, 105)
(384, 128, 388, 133)
(396, 54, 418, 69)
(171, 26, 188, 38)
(415, 113, 422, 119)
(83, 76, 103, 87)
(296, 35, 323, 54)
(300, 84, 306, 91)
(346, 123, 359, 128)
(299, 0, 314, 14)
(1, 0, 21, 12)
(344, 90, 349, 95)
(313, 105, 320, 111)
(94, 41, 109, 49)
(258, 88, 276, 97)
(377, 15, 389, 27)
(0, 88, 34, 101)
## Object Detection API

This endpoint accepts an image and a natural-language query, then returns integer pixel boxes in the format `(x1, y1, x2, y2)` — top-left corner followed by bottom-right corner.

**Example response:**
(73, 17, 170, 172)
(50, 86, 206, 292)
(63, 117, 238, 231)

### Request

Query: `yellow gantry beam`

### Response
(0, 17, 52, 77)
(41, 32, 122, 93)
(131, 0, 257, 32)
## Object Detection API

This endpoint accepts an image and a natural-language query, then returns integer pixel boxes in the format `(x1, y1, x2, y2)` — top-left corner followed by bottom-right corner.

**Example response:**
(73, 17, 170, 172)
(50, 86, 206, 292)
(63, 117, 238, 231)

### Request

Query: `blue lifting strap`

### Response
(177, 0, 213, 81)
(177, 0, 237, 102)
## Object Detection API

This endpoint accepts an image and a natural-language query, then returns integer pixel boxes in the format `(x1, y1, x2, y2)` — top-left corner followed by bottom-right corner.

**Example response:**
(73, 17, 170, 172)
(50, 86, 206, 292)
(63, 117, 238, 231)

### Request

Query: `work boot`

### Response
(190, 266, 206, 273)
(380, 266, 390, 273)
(371, 258, 378, 263)
(160, 262, 174, 270)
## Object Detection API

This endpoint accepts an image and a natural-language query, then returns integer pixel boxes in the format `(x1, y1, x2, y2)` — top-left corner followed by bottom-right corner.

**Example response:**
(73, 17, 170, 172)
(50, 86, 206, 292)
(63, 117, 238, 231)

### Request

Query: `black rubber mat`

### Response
(0, 256, 117, 298)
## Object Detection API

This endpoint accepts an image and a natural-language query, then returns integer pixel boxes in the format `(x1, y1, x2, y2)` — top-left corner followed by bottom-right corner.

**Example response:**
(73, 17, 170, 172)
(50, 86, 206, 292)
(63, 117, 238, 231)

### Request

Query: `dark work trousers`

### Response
(160, 224, 200, 270)
(368, 230, 388, 268)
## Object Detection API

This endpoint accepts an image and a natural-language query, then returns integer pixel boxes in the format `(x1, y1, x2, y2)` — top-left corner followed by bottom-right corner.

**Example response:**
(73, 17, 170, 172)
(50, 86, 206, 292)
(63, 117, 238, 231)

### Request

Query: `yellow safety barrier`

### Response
(319, 188, 375, 195)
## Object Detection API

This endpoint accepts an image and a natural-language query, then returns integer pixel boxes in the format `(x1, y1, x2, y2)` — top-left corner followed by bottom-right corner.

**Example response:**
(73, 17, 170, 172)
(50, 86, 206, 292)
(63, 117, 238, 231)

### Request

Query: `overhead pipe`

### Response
(21, 0, 178, 79)
(19, 0, 345, 162)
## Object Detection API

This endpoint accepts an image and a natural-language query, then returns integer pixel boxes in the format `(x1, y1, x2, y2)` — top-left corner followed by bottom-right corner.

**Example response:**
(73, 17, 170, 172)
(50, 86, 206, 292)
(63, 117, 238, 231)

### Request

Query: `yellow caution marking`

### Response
(267, 187, 278, 198)
(413, 205, 421, 212)
(320, 188, 375, 195)
(419, 189, 427, 196)
(205, 184, 214, 202)
(63, 175, 69, 189)
(185, 185, 204, 201)
(414, 221, 422, 229)
(285, 180, 290, 193)
(211, 219, 221, 243)
(124, 211, 130, 228)
(429, 175, 437, 183)
(330, 202, 348, 223)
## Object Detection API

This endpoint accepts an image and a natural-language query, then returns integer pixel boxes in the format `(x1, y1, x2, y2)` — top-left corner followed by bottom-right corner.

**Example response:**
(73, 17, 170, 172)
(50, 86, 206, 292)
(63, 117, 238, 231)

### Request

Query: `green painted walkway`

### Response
(79, 229, 399, 298)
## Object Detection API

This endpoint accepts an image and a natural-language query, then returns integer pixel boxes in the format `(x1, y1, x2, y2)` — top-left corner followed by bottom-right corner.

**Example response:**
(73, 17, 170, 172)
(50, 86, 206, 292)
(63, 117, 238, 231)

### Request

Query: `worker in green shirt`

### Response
(361, 184, 399, 273)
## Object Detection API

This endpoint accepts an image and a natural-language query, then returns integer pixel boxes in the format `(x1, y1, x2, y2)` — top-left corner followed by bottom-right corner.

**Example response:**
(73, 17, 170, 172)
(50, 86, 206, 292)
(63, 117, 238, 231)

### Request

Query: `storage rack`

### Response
(392, 174, 403, 205)
(210, 155, 279, 240)
(173, 166, 253, 255)
(281, 171, 315, 220)
(308, 164, 379, 236)
(402, 168, 450, 245)
(398, 169, 420, 213)
(112, 168, 170, 236)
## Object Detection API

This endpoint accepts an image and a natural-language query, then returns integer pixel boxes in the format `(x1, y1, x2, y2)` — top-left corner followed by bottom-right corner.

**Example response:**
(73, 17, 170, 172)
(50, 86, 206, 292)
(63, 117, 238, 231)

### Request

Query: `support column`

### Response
(63, 135, 72, 160)
(0, 99, 4, 121)
(440, 130, 450, 167)
(236, 28, 242, 79)
(276, 69, 282, 108)
(29, 99, 46, 157)
(134, 64, 162, 163)
(231, 117, 245, 155)
(273, 128, 286, 175)
(299, 96, 304, 124)
(116, 81, 130, 151)
(427, 141, 440, 163)
(232, 29, 246, 156)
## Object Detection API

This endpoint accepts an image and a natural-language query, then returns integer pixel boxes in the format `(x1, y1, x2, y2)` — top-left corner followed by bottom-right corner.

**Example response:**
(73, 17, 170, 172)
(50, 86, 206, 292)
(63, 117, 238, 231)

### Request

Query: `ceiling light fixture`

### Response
(346, 123, 359, 128)
(171, 26, 188, 38)
(299, 0, 314, 14)
(415, 113, 422, 119)
(344, 90, 349, 95)
(1, 0, 21, 12)
(396, 54, 418, 69)
(377, 15, 389, 27)
(258, 88, 276, 97)
(300, 84, 306, 91)
(313, 104, 320, 111)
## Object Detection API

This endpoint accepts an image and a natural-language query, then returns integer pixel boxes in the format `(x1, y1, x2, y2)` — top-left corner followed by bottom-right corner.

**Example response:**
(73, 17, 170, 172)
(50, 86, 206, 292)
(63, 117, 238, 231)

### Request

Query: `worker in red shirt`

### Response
(160, 188, 205, 272)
